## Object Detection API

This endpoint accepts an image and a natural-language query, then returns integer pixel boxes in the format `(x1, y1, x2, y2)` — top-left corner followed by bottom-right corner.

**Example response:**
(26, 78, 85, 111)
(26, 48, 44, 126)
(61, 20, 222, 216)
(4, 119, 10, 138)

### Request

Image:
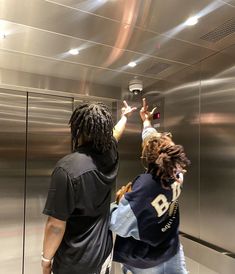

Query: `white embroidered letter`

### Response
(151, 194, 169, 217)
(171, 182, 181, 201)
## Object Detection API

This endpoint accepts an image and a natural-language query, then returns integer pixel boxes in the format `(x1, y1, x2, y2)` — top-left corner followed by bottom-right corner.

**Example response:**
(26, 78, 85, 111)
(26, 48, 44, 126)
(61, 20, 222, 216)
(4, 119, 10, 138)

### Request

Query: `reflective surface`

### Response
(0, 0, 234, 91)
(200, 47, 235, 253)
(24, 94, 72, 273)
(159, 44, 235, 272)
(0, 89, 26, 274)
(163, 65, 201, 237)
(0, 1, 234, 273)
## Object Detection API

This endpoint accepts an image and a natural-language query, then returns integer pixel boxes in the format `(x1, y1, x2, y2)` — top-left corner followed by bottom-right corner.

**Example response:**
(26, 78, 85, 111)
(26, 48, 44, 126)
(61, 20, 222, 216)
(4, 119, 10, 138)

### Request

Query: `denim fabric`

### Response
(121, 245, 188, 274)
(110, 197, 140, 239)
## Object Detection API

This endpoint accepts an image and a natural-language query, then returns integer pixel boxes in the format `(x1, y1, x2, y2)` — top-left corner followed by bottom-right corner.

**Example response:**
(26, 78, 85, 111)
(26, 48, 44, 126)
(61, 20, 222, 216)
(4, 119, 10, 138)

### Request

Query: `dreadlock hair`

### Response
(142, 133, 190, 185)
(69, 102, 114, 153)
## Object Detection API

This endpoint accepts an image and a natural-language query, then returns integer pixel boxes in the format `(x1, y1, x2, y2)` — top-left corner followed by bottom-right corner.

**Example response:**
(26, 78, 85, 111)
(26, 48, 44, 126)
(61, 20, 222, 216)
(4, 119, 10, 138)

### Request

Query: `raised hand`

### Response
(121, 100, 137, 117)
(139, 98, 157, 122)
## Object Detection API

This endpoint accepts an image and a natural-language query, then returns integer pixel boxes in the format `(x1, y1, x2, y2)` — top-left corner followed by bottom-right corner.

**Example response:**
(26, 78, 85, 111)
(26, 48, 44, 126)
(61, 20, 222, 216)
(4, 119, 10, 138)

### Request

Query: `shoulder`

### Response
(125, 173, 160, 201)
(132, 173, 157, 188)
(55, 152, 97, 178)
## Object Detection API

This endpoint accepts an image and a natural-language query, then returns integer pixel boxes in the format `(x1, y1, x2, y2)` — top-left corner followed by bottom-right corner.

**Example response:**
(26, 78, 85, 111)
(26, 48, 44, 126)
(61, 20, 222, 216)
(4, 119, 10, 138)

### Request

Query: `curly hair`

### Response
(69, 102, 114, 153)
(142, 133, 190, 184)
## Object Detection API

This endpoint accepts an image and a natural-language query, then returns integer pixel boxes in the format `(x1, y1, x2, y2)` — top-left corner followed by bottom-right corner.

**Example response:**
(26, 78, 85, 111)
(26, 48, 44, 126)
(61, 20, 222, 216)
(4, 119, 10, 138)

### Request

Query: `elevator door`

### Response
(0, 89, 26, 274)
(24, 93, 73, 274)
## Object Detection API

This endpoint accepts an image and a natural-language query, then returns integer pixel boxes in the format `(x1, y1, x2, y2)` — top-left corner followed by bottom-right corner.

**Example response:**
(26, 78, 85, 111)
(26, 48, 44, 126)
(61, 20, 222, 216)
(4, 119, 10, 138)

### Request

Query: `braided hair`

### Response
(142, 133, 190, 184)
(69, 102, 114, 153)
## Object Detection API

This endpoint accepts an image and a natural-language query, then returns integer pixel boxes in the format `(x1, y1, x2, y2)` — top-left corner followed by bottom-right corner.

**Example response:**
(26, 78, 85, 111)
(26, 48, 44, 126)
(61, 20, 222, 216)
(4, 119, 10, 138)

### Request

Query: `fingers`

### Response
(123, 100, 129, 108)
(150, 107, 157, 115)
(131, 107, 137, 112)
(142, 98, 146, 109)
(122, 101, 137, 117)
(142, 98, 149, 114)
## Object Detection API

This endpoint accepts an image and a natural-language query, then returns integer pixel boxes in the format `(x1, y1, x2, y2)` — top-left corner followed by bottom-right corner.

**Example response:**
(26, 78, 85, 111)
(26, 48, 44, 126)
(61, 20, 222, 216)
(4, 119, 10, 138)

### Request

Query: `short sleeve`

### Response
(43, 167, 75, 221)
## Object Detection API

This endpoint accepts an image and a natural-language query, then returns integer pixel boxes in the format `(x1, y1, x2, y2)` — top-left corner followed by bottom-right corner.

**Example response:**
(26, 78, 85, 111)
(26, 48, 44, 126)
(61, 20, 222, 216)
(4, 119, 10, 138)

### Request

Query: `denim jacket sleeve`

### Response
(109, 196, 140, 240)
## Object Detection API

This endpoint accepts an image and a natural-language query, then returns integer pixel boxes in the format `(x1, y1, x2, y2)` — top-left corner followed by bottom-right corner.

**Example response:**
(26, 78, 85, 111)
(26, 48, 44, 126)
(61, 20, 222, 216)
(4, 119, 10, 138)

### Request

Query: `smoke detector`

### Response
(128, 78, 143, 95)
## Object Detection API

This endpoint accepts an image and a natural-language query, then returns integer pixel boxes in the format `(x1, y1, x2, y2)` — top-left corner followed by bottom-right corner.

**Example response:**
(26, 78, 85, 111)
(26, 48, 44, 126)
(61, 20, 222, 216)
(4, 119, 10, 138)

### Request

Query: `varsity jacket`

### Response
(110, 127, 183, 268)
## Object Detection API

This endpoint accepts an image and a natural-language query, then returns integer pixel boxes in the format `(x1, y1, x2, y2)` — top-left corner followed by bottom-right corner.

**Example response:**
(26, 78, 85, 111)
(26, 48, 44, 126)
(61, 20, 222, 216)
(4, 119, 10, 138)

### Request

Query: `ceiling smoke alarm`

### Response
(128, 78, 143, 95)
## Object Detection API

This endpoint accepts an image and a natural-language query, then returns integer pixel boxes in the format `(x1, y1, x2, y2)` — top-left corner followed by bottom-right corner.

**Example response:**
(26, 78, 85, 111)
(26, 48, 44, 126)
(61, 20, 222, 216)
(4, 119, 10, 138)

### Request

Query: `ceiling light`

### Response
(128, 61, 137, 68)
(0, 32, 6, 39)
(69, 49, 79, 55)
(185, 16, 199, 26)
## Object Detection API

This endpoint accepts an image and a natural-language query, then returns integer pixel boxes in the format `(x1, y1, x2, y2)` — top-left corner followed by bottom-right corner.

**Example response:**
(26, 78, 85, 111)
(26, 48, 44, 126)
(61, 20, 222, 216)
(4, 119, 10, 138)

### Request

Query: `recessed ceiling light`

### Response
(69, 49, 79, 55)
(128, 61, 137, 68)
(185, 16, 199, 26)
(0, 32, 6, 39)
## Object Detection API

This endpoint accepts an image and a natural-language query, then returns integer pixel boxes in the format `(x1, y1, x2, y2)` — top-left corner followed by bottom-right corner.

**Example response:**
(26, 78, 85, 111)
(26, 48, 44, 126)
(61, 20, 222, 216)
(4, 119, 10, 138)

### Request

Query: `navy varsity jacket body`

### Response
(110, 127, 183, 269)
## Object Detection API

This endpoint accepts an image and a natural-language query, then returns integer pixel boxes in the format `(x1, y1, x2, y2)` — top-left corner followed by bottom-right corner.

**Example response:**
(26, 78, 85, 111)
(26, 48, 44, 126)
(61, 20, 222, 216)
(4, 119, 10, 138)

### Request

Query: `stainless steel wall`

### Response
(24, 94, 73, 274)
(0, 90, 73, 274)
(200, 48, 235, 253)
(162, 44, 235, 272)
(164, 65, 201, 238)
(0, 89, 26, 274)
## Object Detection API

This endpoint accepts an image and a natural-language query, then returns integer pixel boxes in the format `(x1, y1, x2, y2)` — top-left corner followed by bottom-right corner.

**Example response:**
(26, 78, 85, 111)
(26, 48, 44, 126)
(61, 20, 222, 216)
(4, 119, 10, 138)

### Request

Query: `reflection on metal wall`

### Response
(0, 89, 26, 273)
(200, 52, 235, 253)
(164, 67, 200, 237)
(163, 46, 235, 272)
(24, 94, 73, 274)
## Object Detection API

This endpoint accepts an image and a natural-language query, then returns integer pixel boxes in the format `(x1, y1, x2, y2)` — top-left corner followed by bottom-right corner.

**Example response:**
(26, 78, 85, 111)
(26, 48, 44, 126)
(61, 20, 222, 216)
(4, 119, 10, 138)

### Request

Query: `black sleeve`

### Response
(43, 167, 75, 221)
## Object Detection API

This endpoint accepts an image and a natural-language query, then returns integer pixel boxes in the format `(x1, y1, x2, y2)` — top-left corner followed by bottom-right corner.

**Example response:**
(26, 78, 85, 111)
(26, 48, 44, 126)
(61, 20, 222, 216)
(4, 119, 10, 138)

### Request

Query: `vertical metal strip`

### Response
(71, 97, 75, 152)
(198, 64, 201, 240)
(22, 92, 29, 274)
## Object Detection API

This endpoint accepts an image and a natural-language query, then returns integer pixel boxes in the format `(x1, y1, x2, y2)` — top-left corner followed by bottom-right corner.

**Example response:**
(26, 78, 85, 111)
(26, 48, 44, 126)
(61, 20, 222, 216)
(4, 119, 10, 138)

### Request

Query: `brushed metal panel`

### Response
(166, 3, 235, 51)
(48, 0, 132, 22)
(0, 67, 122, 100)
(180, 236, 235, 274)
(222, 0, 235, 7)
(0, 20, 187, 76)
(0, 0, 234, 96)
(0, 89, 26, 273)
(0, 0, 121, 46)
(200, 51, 235, 253)
(24, 93, 73, 274)
(0, 50, 158, 91)
(164, 66, 201, 237)
(126, 28, 215, 65)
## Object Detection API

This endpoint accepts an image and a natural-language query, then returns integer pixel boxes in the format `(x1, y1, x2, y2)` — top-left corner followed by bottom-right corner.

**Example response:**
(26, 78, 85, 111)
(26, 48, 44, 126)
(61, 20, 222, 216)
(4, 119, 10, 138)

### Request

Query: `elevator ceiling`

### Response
(0, 0, 234, 91)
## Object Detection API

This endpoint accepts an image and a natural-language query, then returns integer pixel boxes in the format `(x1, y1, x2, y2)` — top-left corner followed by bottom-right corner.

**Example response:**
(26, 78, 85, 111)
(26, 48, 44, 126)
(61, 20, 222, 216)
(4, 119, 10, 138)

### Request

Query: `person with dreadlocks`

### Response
(110, 98, 190, 274)
(41, 101, 136, 274)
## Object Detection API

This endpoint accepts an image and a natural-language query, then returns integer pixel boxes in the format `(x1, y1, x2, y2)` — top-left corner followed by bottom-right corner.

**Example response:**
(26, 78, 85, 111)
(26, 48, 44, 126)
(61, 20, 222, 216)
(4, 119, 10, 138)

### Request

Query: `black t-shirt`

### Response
(43, 139, 118, 274)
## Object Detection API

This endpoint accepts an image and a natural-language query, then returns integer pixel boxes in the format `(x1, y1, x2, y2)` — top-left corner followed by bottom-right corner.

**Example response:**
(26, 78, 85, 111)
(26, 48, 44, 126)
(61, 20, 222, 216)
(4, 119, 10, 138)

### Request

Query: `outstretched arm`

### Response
(140, 98, 157, 128)
(113, 101, 137, 142)
(140, 98, 158, 140)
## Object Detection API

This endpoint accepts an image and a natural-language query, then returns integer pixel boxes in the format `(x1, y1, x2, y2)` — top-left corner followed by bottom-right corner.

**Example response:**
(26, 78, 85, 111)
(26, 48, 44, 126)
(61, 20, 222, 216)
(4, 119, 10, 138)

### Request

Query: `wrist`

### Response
(143, 119, 151, 128)
(121, 114, 128, 121)
(41, 252, 53, 264)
